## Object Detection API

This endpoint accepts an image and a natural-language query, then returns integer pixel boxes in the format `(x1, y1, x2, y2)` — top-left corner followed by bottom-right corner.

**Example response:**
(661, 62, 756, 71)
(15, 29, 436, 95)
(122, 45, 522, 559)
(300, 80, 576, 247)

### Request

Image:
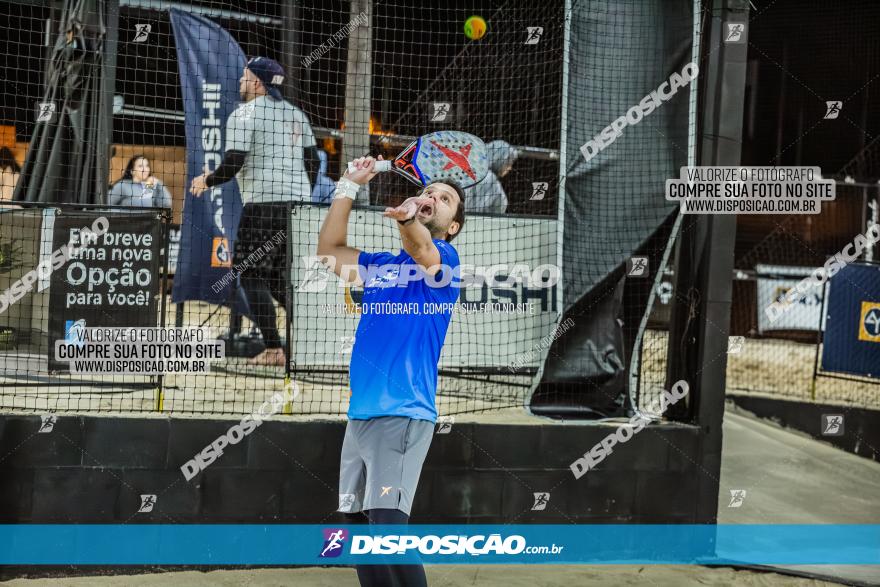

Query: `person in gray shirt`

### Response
(190, 57, 319, 367)
(109, 155, 172, 209)
(463, 139, 519, 214)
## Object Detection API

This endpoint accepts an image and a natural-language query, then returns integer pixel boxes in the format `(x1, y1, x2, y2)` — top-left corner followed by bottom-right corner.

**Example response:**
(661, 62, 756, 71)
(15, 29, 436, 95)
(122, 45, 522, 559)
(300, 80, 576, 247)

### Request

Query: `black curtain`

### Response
(14, 0, 117, 205)
(531, 0, 693, 417)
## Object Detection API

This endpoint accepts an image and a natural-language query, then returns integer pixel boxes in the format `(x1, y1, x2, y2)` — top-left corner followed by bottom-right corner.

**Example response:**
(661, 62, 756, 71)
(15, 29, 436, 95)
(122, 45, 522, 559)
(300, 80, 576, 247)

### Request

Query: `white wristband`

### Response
(334, 177, 360, 200)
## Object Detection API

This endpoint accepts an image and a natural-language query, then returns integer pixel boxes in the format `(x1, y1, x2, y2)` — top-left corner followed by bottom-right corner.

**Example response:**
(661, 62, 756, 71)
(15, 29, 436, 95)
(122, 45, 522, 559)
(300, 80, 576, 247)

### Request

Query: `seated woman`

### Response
(0, 147, 21, 209)
(109, 155, 172, 209)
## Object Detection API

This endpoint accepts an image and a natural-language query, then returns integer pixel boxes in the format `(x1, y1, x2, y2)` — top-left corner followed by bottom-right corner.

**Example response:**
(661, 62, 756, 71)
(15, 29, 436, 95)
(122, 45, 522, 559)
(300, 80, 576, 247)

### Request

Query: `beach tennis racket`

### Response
(347, 130, 489, 188)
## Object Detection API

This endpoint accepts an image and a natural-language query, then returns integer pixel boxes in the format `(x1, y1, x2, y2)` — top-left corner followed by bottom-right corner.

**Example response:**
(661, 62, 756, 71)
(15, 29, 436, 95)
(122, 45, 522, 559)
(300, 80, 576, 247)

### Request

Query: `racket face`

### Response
(393, 131, 488, 188)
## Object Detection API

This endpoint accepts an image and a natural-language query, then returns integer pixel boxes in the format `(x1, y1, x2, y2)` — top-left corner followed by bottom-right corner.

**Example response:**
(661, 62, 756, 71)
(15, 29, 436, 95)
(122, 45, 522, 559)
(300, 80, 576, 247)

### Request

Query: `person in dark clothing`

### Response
(191, 57, 319, 367)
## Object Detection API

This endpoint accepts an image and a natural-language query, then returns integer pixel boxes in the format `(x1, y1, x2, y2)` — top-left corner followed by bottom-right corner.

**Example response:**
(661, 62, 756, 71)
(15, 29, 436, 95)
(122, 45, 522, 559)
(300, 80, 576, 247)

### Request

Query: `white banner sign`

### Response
(756, 264, 827, 333)
(289, 206, 560, 368)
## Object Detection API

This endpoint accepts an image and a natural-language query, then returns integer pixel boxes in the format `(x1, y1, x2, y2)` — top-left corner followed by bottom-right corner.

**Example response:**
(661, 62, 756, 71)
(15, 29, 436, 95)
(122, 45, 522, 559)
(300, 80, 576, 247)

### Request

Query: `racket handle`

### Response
(347, 160, 392, 173)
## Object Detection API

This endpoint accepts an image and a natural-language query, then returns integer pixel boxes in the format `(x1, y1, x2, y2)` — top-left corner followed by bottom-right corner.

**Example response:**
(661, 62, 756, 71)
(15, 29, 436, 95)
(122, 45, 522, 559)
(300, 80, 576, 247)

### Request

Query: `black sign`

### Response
(48, 213, 162, 371)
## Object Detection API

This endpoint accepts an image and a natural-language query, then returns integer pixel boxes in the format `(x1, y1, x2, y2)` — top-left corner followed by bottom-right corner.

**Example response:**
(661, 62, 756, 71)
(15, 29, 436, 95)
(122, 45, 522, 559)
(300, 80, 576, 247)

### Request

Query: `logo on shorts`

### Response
(338, 493, 356, 513)
(319, 528, 348, 558)
(380, 486, 393, 497)
(211, 237, 232, 267)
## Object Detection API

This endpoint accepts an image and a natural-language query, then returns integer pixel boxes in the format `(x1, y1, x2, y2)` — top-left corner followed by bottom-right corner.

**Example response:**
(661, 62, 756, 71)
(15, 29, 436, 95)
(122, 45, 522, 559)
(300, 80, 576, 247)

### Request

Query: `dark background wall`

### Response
(0, 415, 705, 524)
(736, 0, 880, 265)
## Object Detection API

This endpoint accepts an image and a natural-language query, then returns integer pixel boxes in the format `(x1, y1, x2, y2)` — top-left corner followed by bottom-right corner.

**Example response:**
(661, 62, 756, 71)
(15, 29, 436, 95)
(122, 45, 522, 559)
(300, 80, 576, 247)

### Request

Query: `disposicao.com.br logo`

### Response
(319, 528, 348, 558)
(319, 529, 563, 557)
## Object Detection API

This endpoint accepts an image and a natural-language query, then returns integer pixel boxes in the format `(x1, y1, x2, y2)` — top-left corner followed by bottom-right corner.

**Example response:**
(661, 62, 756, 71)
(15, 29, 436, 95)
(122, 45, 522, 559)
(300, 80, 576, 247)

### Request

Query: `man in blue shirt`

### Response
(317, 155, 464, 587)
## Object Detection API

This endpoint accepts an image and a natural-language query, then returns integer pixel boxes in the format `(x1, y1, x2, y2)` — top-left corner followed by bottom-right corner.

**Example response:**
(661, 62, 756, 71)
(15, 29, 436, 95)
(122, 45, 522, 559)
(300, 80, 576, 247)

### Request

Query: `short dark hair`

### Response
(423, 180, 465, 242)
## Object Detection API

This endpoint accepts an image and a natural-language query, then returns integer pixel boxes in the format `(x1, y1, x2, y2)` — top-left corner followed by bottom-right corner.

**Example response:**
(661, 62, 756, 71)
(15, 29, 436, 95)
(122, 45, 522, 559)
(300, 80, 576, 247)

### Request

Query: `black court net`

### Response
(0, 0, 693, 418)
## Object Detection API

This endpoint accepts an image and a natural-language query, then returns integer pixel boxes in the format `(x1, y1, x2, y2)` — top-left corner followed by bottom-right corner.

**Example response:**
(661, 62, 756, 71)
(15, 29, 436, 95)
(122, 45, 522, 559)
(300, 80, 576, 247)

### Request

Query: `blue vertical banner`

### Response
(821, 262, 880, 378)
(169, 8, 246, 305)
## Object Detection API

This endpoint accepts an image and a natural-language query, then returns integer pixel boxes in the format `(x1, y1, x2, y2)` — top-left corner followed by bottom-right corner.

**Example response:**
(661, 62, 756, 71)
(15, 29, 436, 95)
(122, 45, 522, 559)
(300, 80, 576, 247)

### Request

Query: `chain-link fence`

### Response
(726, 181, 880, 407)
(0, 0, 701, 421)
(0, 202, 551, 416)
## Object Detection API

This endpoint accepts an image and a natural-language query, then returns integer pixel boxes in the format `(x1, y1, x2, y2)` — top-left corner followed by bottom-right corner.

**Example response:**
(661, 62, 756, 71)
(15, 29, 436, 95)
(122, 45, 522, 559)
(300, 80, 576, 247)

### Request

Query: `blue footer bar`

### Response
(1, 525, 877, 565)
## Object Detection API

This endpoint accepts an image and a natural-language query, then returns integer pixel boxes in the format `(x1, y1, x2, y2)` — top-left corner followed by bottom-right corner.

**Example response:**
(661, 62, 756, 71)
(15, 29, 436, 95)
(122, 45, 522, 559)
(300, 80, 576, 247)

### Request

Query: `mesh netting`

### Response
(0, 0, 693, 418)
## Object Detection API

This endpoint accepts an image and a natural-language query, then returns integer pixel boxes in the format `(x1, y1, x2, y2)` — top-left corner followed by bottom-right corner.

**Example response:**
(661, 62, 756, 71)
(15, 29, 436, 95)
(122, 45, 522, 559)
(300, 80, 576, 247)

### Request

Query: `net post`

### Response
(810, 281, 826, 402)
(97, 0, 119, 205)
(340, 0, 373, 204)
(665, 0, 749, 525)
(527, 0, 572, 404)
(282, 375, 293, 415)
(154, 208, 170, 413)
(284, 201, 294, 415)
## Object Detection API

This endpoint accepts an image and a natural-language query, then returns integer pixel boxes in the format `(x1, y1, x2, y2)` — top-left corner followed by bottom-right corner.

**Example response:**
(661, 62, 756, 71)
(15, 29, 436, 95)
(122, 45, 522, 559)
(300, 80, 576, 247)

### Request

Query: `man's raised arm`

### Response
(316, 155, 382, 284)
(383, 195, 442, 274)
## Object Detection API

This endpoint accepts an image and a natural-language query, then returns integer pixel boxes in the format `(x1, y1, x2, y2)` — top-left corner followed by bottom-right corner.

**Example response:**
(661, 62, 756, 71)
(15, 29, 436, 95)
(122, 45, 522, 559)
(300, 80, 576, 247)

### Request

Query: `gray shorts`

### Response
(337, 416, 434, 516)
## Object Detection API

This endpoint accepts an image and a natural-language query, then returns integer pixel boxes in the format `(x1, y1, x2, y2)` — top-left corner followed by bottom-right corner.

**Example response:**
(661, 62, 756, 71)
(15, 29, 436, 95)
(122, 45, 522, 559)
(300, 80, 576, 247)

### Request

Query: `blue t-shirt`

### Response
(348, 239, 460, 422)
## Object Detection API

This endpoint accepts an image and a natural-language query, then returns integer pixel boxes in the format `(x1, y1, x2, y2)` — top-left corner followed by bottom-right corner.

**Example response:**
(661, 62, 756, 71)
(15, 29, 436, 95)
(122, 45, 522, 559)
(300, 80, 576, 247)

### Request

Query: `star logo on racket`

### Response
(429, 140, 477, 180)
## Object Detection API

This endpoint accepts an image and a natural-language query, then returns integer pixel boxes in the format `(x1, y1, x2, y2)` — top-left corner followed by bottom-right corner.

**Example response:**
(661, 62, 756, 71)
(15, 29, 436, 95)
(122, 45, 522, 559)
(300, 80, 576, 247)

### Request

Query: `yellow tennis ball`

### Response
(464, 16, 487, 40)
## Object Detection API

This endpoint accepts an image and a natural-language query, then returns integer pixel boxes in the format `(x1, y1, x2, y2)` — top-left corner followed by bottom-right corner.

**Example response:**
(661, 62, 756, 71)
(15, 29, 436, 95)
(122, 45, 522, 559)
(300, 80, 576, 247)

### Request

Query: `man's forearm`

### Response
(205, 150, 247, 187)
(398, 218, 434, 256)
(317, 196, 354, 253)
